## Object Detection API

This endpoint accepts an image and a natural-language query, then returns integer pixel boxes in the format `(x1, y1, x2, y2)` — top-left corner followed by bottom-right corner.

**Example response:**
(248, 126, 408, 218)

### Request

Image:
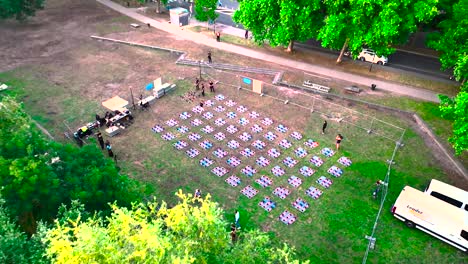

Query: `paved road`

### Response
(218, 0, 238, 10)
(215, 12, 242, 29)
(300, 39, 452, 80)
(96, 0, 441, 102)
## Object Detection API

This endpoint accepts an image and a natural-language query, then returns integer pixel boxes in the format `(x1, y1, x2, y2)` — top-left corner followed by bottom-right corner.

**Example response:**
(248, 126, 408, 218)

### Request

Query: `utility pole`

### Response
(199, 60, 203, 80)
(369, 54, 376, 72)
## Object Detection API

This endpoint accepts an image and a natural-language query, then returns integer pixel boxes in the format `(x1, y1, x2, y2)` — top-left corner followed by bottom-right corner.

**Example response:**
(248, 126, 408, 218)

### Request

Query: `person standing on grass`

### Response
(335, 134, 343, 150)
(372, 180, 384, 199)
(209, 80, 215, 93)
(235, 210, 240, 229)
(216, 31, 221, 42)
(194, 189, 202, 198)
(96, 132, 105, 149)
(322, 120, 327, 134)
(208, 51, 212, 63)
(195, 77, 200, 90)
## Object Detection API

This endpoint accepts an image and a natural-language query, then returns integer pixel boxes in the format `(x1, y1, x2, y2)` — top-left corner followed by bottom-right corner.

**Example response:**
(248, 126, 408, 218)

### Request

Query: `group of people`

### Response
(321, 120, 344, 150)
(95, 109, 133, 128)
(96, 132, 114, 158)
(73, 127, 115, 158)
(195, 77, 216, 97)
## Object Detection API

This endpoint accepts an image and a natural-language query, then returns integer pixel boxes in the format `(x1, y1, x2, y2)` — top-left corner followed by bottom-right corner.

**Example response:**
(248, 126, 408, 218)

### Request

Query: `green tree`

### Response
(428, 0, 468, 154)
(0, 97, 151, 233)
(0, 98, 62, 233)
(438, 89, 468, 155)
(0, 0, 45, 20)
(318, 0, 438, 63)
(428, 0, 468, 82)
(0, 196, 48, 263)
(194, 0, 219, 22)
(233, 0, 324, 52)
(44, 191, 305, 264)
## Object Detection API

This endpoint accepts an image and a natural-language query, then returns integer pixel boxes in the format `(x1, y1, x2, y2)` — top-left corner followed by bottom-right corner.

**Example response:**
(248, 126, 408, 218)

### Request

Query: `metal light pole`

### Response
(199, 60, 203, 80)
(369, 54, 376, 72)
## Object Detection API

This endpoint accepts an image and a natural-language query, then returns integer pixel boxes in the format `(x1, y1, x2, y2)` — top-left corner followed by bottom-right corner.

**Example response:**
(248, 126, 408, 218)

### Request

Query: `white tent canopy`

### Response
(102, 96, 129, 111)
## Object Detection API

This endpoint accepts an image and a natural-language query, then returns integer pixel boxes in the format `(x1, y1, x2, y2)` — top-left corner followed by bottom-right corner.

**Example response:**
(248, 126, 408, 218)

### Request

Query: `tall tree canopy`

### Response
(233, 0, 324, 52)
(0, 196, 47, 264)
(428, 0, 468, 80)
(44, 191, 304, 264)
(428, 0, 468, 154)
(438, 90, 468, 154)
(194, 0, 219, 22)
(317, 0, 438, 62)
(0, 0, 45, 20)
(0, 97, 151, 233)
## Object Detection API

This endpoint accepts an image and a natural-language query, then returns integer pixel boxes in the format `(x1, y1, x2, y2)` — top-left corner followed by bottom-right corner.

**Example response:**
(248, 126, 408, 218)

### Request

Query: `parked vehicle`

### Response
(358, 49, 388, 65)
(391, 184, 468, 252)
(424, 179, 468, 211)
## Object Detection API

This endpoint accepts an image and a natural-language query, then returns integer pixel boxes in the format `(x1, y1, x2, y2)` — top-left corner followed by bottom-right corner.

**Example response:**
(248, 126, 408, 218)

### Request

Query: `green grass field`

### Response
(0, 45, 465, 263)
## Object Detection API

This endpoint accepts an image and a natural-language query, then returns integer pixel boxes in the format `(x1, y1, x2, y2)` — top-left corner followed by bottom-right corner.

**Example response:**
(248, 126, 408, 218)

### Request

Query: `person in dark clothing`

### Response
(245, 30, 249, 39)
(140, 101, 150, 110)
(322, 120, 327, 134)
(105, 140, 114, 157)
(216, 32, 221, 42)
(96, 132, 105, 149)
(147, 23, 150, 28)
(195, 78, 200, 90)
(75, 136, 84, 147)
(201, 85, 205, 96)
(95, 114, 104, 127)
(230, 230, 237, 244)
(209, 81, 215, 93)
(207, 51, 212, 63)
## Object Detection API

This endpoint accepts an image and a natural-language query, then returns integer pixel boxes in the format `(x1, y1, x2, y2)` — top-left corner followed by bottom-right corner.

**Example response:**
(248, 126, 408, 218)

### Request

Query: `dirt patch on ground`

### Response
(0, 0, 119, 72)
